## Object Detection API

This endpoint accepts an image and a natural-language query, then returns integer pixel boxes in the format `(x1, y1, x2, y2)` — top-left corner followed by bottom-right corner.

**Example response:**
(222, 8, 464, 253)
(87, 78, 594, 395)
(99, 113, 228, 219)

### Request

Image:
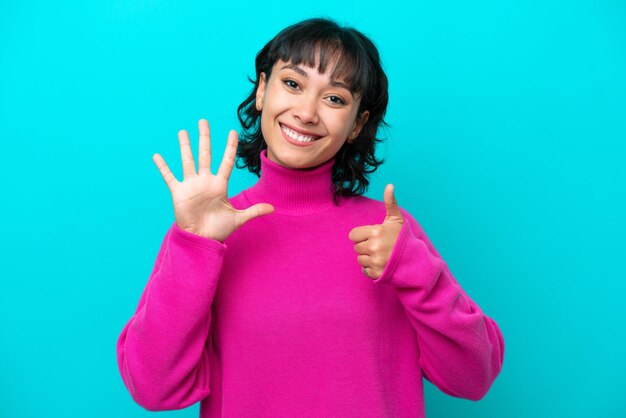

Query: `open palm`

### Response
(152, 119, 274, 242)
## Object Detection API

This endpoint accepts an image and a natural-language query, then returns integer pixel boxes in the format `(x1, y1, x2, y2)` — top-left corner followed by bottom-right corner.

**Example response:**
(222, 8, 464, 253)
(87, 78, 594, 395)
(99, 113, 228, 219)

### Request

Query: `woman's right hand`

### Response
(152, 119, 274, 242)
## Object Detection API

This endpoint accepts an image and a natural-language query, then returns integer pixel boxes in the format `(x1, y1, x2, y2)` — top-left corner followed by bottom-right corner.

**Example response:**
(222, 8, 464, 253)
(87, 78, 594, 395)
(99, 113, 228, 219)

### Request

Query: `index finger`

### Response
(216, 130, 238, 180)
(348, 225, 375, 243)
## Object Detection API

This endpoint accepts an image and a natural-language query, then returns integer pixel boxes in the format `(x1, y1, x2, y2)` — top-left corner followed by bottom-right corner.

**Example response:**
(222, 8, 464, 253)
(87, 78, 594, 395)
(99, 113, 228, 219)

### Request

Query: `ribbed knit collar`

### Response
(244, 149, 340, 215)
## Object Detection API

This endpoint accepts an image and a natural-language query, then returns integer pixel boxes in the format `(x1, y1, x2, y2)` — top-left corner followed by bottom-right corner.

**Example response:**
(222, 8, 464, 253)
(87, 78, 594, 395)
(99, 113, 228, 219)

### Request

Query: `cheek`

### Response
(329, 113, 356, 138)
(260, 112, 274, 139)
(264, 91, 291, 118)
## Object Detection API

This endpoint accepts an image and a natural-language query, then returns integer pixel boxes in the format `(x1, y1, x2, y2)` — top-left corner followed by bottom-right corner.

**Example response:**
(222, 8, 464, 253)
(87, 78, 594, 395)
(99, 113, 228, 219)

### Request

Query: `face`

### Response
(255, 58, 369, 170)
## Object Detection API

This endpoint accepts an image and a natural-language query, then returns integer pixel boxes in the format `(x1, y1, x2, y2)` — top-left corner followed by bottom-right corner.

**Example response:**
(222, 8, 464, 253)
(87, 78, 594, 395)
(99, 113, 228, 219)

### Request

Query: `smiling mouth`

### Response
(280, 123, 322, 143)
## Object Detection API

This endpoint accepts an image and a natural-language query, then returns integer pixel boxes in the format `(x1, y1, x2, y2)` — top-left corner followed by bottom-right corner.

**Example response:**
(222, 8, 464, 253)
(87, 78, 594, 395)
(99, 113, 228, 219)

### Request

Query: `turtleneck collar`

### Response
(243, 149, 341, 215)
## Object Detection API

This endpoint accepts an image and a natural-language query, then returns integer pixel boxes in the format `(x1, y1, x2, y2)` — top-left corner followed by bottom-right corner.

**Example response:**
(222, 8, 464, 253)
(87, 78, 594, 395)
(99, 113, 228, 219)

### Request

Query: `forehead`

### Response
(274, 58, 347, 81)
(274, 42, 360, 87)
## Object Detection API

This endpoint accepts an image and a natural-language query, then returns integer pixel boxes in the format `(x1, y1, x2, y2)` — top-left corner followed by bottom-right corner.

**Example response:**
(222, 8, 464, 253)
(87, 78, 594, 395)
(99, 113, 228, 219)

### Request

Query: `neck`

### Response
(244, 150, 341, 215)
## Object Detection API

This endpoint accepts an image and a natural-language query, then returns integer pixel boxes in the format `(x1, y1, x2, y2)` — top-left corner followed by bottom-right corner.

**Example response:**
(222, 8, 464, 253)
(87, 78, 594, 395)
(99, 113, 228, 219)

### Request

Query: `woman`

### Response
(117, 18, 504, 417)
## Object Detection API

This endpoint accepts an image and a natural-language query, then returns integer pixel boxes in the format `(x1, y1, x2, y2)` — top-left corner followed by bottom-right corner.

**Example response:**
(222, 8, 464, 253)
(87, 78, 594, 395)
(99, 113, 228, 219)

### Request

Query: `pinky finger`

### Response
(152, 153, 179, 190)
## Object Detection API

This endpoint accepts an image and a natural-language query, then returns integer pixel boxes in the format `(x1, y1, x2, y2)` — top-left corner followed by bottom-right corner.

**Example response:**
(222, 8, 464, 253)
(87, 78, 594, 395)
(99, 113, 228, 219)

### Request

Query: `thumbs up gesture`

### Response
(349, 184, 405, 280)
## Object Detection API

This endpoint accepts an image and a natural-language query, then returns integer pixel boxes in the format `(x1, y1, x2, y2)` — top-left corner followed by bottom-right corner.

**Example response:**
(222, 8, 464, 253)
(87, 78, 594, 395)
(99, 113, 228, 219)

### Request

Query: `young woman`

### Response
(117, 18, 504, 417)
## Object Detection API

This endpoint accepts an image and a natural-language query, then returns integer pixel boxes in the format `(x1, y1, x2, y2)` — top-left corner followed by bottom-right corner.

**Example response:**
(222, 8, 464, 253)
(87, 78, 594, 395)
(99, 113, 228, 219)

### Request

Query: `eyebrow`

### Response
(280, 63, 353, 95)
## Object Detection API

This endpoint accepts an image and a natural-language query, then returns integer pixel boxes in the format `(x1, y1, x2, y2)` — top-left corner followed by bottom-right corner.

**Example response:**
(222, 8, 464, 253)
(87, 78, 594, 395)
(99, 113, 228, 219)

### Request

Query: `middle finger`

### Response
(197, 119, 212, 175)
(353, 240, 371, 255)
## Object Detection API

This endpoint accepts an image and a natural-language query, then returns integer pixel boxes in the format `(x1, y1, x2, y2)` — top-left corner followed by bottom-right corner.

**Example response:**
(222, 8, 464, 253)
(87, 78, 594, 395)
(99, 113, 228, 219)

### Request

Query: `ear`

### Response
(256, 72, 267, 111)
(348, 110, 370, 143)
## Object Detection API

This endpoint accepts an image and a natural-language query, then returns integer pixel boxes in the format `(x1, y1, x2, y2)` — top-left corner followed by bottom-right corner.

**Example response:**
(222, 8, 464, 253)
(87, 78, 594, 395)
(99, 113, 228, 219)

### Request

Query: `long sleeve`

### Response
(373, 209, 505, 401)
(116, 221, 226, 411)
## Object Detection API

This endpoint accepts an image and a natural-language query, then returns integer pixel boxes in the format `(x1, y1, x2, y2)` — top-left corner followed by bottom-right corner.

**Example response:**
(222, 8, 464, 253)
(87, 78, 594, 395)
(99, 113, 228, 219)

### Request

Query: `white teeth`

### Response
(281, 125, 318, 143)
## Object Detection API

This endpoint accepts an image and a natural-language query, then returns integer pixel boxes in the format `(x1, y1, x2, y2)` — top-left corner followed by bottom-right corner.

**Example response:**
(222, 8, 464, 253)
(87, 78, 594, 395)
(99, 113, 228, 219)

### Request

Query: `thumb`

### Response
(238, 203, 275, 225)
(383, 184, 403, 221)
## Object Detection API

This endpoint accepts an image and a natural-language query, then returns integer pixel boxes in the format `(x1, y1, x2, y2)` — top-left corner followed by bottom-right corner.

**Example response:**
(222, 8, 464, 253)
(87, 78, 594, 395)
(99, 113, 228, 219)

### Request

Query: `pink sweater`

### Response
(117, 150, 504, 417)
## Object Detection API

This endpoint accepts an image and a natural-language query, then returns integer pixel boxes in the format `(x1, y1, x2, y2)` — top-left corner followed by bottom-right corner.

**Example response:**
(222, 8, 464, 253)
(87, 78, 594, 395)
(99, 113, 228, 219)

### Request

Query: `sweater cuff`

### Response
(170, 221, 227, 254)
(372, 219, 442, 289)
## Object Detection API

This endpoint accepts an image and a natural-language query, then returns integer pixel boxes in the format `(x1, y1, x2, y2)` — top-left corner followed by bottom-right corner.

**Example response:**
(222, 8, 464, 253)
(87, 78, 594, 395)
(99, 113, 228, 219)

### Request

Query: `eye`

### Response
(327, 95, 346, 106)
(283, 79, 300, 90)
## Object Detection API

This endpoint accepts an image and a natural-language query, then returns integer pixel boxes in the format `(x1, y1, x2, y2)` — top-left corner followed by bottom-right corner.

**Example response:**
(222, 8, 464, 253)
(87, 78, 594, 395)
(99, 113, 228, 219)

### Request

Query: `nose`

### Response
(293, 94, 319, 125)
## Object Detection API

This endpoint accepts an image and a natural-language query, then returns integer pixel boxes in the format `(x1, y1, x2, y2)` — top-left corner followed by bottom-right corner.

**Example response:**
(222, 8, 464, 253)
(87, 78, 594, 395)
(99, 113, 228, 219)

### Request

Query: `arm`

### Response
(116, 221, 226, 410)
(373, 209, 505, 400)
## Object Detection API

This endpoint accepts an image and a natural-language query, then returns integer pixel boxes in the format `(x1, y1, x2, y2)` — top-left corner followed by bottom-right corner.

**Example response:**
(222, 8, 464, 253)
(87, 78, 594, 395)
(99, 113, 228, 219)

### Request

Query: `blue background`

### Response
(1, 1, 624, 417)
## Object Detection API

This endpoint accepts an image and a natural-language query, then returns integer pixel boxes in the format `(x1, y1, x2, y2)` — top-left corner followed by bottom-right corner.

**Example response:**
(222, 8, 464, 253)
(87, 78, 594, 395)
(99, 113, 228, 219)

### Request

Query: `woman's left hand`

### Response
(349, 184, 405, 280)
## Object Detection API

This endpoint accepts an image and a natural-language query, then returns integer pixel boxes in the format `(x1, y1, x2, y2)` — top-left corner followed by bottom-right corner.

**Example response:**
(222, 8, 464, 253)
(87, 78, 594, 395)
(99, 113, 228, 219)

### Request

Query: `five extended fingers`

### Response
(153, 119, 238, 183)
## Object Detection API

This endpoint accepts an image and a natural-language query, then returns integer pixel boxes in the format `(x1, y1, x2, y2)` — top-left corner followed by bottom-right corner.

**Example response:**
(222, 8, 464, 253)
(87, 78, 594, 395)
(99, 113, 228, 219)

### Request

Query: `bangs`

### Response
(271, 34, 372, 99)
